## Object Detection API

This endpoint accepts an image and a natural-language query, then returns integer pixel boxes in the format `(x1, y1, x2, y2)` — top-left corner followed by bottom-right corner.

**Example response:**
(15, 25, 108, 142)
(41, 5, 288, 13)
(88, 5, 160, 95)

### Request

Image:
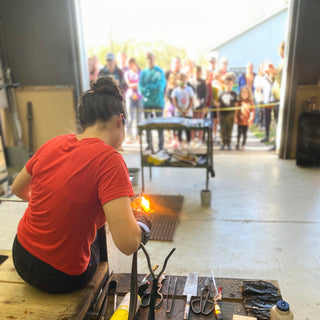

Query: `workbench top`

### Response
(0, 249, 280, 320)
(105, 273, 280, 320)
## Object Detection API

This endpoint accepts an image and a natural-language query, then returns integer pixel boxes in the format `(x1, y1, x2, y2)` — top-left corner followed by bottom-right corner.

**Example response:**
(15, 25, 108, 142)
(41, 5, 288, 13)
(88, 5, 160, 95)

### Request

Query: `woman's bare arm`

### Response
(11, 166, 32, 201)
(103, 197, 141, 255)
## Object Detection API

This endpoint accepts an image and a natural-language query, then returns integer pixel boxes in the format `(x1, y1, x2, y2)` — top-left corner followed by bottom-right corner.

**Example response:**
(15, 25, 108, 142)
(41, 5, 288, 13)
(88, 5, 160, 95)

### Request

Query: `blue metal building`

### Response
(211, 5, 289, 73)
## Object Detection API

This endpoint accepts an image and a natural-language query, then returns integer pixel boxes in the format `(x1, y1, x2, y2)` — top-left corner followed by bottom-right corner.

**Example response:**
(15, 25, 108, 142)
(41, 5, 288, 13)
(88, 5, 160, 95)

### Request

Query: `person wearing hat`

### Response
(98, 52, 127, 92)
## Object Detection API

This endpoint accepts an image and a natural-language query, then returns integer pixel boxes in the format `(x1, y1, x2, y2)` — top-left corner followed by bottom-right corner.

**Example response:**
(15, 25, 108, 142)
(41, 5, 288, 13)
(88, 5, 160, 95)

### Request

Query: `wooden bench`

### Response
(0, 228, 109, 320)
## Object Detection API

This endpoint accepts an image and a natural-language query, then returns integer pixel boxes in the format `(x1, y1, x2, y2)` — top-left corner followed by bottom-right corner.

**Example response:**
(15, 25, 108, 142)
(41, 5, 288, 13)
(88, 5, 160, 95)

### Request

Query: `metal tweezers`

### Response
(165, 276, 177, 314)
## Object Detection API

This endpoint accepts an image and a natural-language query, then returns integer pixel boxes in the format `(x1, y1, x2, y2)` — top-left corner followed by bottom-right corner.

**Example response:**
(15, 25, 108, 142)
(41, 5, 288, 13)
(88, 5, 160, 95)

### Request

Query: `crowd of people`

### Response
(88, 41, 284, 152)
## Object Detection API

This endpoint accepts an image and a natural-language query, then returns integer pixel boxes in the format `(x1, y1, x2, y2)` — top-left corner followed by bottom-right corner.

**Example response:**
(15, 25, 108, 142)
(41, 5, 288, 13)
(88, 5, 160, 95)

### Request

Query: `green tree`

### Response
(88, 40, 187, 71)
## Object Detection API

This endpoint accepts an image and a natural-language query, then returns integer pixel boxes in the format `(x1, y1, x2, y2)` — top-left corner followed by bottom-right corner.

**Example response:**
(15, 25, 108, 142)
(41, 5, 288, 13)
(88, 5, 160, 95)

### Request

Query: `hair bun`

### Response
(89, 76, 123, 102)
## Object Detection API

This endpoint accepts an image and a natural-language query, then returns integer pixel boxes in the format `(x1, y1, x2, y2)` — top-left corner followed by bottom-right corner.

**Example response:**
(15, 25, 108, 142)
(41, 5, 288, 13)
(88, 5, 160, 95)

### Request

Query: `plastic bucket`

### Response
(201, 189, 212, 207)
(128, 168, 140, 186)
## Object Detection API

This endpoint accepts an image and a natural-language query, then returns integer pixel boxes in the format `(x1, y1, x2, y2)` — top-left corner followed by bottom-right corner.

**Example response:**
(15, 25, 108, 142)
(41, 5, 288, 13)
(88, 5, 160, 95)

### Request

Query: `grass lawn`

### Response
(250, 124, 275, 145)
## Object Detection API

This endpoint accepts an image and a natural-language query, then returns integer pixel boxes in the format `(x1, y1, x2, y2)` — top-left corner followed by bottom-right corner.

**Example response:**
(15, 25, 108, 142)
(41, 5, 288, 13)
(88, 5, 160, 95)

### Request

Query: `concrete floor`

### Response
(0, 131, 319, 319)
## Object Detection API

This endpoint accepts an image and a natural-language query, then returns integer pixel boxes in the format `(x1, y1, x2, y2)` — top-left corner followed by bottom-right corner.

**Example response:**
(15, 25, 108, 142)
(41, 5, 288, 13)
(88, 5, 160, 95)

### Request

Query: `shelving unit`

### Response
(138, 117, 215, 192)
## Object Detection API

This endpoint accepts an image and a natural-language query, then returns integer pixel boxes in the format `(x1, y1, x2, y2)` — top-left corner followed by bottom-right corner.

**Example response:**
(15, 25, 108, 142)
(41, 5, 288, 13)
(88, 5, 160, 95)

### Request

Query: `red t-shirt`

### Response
(17, 134, 134, 275)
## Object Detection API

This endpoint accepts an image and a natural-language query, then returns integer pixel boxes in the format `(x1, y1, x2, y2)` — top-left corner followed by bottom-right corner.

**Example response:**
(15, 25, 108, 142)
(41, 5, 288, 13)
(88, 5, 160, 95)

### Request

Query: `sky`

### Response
(80, 0, 289, 58)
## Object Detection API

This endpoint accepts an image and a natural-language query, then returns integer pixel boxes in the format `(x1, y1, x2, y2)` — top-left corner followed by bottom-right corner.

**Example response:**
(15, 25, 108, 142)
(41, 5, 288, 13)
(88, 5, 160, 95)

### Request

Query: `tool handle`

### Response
(184, 295, 191, 319)
(214, 301, 223, 320)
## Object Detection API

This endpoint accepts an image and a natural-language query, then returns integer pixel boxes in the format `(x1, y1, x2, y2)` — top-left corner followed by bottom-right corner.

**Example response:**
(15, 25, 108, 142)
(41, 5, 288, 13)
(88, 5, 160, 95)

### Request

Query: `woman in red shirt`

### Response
(11, 76, 151, 293)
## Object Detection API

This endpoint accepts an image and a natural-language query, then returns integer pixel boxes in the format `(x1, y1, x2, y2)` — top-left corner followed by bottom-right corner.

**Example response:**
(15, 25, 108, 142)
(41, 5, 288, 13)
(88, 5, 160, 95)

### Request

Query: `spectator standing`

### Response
(234, 86, 255, 150)
(181, 57, 195, 82)
(215, 73, 237, 150)
(165, 57, 181, 80)
(139, 52, 166, 153)
(98, 53, 128, 92)
(205, 57, 217, 138)
(206, 68, 223, 143)
(269, 41, 285, 151)
(219, 56, 229, 77)
(253, 63, 265, 126)
(189, 66, 207, 143)
(88, 55, 99, 82)
(124, 57, 143, 142)
(171, 73, 194, 148)
(260, 60, 275, 143)
(164, 57, 181, 117)
(165, 73, 178, 117)
(208, 57, 217, 80)
(117, 51, 129, 74)
(237, 61, 256, 93)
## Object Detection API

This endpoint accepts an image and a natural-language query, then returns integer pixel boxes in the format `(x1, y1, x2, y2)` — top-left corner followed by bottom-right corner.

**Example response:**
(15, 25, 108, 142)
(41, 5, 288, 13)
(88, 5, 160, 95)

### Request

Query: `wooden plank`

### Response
(1, 86, 76, 152)
(0, 282, 92, 320)
(0, 249, 109, 320)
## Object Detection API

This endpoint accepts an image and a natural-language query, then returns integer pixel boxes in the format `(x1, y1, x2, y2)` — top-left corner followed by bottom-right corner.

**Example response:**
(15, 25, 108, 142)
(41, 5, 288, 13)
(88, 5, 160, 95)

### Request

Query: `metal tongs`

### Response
(140, 243, 176, 320)
(190, 277, 214, 315)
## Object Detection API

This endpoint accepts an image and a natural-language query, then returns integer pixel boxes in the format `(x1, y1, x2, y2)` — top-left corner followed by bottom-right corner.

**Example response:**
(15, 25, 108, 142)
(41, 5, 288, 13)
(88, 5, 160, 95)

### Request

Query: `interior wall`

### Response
(279, 0, 320, 159)
(294, 0, 320, 85)
(0, 0, 82, 100)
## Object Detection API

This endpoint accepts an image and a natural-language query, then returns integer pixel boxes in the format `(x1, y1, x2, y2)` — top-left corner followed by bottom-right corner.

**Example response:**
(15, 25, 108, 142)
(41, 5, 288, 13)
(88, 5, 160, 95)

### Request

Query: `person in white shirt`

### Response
(171, 73, 194, 147)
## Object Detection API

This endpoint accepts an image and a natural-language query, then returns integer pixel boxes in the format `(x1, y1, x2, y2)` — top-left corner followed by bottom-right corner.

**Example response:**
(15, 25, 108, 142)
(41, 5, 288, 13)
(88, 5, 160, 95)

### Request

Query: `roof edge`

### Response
(211, 4, 289, 51)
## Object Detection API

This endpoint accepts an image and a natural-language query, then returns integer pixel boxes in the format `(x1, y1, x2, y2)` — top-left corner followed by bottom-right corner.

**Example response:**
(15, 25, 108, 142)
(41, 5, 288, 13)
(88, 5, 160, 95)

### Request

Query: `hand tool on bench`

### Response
(138, 264, 159, 297)
(140, 243, 175, 320)
(165, 275, 177, 314)
(183, 272, 198, 319)
(140, 273, 166, 309)
(191, 277, 214, 315)
(98, 279, 117, 320)
(86, 272, 116, 319)
(211, 270, 223, 320)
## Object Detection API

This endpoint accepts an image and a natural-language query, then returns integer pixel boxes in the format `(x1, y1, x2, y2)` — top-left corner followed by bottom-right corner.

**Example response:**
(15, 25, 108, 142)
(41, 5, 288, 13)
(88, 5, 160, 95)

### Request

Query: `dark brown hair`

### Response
(78, 76, 126, 130)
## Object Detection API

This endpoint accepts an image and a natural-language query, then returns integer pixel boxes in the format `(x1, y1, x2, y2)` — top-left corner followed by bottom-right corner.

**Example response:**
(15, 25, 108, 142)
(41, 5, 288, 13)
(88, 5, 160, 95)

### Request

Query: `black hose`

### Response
(128, 250, 138, 320)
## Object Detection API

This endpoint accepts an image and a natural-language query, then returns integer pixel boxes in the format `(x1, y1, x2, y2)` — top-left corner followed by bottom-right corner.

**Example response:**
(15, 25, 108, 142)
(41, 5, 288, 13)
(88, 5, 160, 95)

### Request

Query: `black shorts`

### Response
(12, 235, 100, 293)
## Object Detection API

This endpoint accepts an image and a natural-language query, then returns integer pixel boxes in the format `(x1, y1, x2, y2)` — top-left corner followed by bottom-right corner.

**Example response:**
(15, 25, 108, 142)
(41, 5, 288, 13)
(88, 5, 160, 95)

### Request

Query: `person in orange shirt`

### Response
(234, 85, 255, 150)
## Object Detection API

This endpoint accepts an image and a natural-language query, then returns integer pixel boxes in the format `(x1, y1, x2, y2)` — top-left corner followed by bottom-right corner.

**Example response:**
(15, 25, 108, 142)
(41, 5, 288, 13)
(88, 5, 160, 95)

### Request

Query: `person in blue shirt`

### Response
(139, 52, 166, 153)
(237, 61, 256, 93)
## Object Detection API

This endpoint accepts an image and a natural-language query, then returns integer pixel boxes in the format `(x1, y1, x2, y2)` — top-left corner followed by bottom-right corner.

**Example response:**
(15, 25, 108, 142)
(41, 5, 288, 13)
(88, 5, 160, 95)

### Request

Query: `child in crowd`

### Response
(171, 73, 194, 147)
(124, 57, 142, 142)
(234, 86, 255, 150)
(215, 73, 237, 150)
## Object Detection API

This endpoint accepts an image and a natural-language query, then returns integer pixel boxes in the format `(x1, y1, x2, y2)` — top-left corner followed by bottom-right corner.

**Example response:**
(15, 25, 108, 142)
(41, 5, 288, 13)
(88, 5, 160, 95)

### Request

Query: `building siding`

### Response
(213, 9, 288, 73)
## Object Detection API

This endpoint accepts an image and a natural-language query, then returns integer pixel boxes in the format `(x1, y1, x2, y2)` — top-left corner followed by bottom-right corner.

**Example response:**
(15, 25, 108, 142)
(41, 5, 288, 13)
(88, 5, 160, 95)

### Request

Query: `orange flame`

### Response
(131, 195, 154, 213)
(141, 196, 151, 212)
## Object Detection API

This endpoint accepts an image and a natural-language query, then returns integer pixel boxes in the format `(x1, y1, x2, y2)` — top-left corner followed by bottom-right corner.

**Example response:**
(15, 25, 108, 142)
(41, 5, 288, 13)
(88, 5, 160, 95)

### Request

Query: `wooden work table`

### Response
(105, 273, 280, 320)
(0, 249, 280, 320)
